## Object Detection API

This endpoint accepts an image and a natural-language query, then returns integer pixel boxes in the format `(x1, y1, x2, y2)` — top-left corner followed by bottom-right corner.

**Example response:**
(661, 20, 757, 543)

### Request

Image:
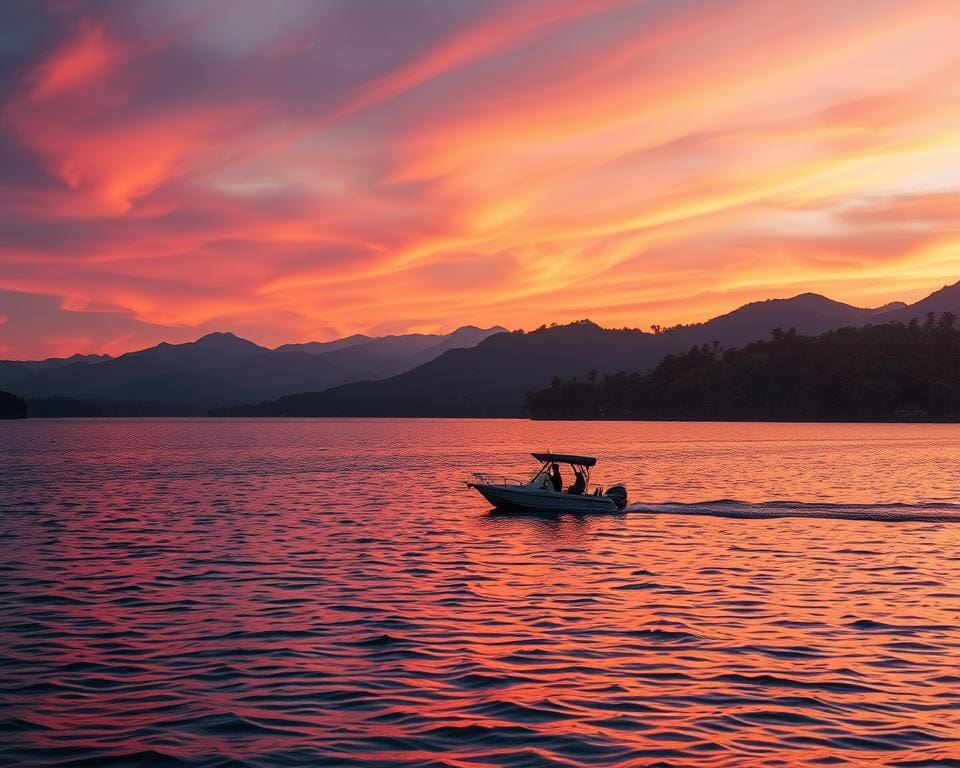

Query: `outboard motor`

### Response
(606, 484, 628, 510)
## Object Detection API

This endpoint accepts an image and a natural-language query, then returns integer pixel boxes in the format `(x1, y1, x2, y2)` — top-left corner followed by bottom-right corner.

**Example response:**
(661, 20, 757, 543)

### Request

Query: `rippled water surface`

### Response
(3, 418, 960, 767)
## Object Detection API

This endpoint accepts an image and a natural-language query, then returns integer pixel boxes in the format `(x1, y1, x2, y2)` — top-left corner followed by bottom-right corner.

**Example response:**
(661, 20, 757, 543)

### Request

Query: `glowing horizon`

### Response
(2, 1, 960, 359)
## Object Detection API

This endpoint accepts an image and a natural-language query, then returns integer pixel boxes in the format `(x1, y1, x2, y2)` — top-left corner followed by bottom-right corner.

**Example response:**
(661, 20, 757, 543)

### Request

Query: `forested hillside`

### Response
(525, 315, 960, 421)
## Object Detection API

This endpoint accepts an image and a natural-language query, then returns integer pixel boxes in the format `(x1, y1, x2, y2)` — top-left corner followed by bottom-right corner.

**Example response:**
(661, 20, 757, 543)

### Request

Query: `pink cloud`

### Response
(1, 1, 960, 358)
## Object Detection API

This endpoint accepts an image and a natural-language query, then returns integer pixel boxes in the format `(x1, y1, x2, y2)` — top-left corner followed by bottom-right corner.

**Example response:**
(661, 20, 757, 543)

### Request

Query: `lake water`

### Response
(2, 418, 960, 767)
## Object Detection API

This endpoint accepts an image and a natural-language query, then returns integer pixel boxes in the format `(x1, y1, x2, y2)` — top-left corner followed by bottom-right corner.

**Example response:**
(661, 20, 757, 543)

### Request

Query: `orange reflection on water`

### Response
(1, 419, 959, 766)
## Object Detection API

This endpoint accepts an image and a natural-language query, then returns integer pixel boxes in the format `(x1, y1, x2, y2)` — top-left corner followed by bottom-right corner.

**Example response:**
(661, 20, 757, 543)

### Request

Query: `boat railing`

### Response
(473, 472, 528, 486)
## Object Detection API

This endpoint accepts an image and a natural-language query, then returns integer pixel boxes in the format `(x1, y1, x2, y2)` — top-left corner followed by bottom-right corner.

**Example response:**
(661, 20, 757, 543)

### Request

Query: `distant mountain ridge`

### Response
(664, 292, 894, 349)
(224, 321, 655, 417)
(275, 334, 373, 355)
(7, 280, 960, 417)
(0, 326, 507, 412)
(222, 280, 960, 417)
(3, 353, 113, 369)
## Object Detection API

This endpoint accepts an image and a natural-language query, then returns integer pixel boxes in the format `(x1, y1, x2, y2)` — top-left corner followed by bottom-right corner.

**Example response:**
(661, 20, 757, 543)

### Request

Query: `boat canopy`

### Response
(531, 452, 597, 467)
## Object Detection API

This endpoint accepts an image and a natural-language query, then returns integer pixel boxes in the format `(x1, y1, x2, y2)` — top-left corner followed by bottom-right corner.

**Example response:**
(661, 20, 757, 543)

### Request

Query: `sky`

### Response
(1, 0, 960, 359)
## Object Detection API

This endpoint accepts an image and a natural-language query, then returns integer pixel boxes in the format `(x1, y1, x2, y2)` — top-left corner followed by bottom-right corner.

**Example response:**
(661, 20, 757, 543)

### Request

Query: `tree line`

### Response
(524, 314, 960, 421)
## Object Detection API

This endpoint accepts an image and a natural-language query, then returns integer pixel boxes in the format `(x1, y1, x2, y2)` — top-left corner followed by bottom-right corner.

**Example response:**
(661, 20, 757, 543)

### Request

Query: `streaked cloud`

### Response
(1, 0, 960, 357)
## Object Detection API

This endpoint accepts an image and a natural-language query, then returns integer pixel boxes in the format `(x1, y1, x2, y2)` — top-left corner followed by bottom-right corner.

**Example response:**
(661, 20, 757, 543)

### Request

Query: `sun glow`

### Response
(2, 1, 960, 357)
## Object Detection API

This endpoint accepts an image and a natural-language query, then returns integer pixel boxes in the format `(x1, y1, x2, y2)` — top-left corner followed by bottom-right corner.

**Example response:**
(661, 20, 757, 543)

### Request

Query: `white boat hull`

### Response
(470, 483, 620, 514)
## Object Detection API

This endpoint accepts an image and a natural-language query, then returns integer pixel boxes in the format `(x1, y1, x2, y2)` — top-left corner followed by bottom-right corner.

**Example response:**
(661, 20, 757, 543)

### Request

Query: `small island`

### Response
(0, 390, 27, 419)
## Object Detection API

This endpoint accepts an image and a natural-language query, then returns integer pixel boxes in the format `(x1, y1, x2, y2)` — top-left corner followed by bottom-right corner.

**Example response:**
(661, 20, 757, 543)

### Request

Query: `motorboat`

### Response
(467, 452, 628, 513)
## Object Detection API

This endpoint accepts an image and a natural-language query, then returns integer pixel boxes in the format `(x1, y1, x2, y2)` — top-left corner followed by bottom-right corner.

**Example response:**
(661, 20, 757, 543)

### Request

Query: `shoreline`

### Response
(9, 414, 960, 425)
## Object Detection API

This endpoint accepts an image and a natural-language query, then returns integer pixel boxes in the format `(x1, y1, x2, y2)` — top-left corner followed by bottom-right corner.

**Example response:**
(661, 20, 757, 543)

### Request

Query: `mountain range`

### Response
(5, 280, 960, 417)
(221, 281, 960, 417)
(0, 325, 505, 412)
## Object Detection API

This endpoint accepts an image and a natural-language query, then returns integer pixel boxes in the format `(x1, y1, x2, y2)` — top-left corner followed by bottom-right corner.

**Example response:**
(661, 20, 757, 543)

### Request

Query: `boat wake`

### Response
(625, 499, 960, 522)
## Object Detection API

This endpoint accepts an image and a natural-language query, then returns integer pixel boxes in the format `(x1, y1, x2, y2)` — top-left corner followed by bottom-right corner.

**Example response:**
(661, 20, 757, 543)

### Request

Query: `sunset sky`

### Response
(2, 0, 960, 359)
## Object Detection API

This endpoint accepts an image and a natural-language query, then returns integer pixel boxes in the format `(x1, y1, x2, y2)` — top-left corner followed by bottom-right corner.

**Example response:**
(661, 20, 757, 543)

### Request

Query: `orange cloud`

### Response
(336, 0, 634, 120)
(2, 1, 960, 358)
(28, 19, 119, 102)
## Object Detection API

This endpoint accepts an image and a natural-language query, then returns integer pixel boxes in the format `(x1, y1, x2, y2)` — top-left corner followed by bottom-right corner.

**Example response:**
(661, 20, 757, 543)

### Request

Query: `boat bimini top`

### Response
(530, 452, 596, 484)
(530, 452, 597, 467)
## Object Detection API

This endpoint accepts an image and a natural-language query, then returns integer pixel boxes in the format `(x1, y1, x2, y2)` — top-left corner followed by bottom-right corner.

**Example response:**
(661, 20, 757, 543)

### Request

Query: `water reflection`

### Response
(479, 508, 603, 546)
(1, 418, 960, 767)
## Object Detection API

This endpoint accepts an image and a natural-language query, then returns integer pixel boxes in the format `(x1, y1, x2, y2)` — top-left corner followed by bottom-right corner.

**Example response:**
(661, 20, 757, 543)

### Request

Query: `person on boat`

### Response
(567, 469, 586, 495)
(549, 463, 563, 492)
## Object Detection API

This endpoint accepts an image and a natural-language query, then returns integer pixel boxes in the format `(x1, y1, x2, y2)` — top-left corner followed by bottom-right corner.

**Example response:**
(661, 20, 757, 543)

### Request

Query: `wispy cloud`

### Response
(1, 0, 960, 357)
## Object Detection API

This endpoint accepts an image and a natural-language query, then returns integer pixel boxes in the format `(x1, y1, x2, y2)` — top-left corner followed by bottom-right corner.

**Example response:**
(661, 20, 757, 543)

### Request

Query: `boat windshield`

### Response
(530, 460, 593, 488)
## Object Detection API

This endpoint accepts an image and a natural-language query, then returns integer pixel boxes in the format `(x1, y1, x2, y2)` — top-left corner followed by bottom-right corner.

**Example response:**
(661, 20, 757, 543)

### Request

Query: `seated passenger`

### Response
(567, 469, 586, 495)
(549, 463, 563, 492)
